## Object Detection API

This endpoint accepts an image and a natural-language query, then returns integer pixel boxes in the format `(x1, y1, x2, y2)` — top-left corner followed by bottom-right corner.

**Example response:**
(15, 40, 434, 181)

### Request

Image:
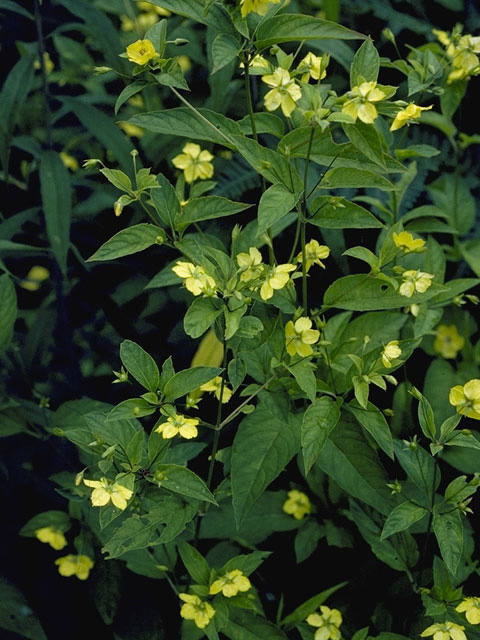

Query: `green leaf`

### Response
(99, 168, 132, 192)
(178, 541, 211, 585)
(221, 551, 271, 577)
(417, 394, 436, 440)
(433, 509, 463, 576)
(231, 392, 302, 527)
(342, 122, 386, 169)
(120, 340, 160, 392)
(0, 54, 35, 173)
(228, 358, 247, 392)
(281, 582, 347, 627)
(315, 417, 393, 515)
(427, 174, 475, 235)
(39, 150, 71, 275)
(126, 429, 146, 466)
(286, 360, 317, 403)
(461, 239, 480, 277)
(211, 33, 241, 74)
(237, 113, 285, 138)
(440, 80, 467, 120)
(61, 98, 135, 175)
(257, 185, 301, 236)
(347, 402, 394, 459)
(148, 0, 236, 35)
(150, 174, 181, 229)
(19, 511, 71, 537)
(301, 397, 341, 474)
(87, 224, 164, 262)
(0, 577, 47, 640)
(115, 81, 146, 115)
(323, 274, 444, 311)
(163, 366, 223, 401)
(254, 14, 364, 48)
(309, 196, 383, 229)
(107, 399, 156, 420)
(393, 440, 438, 496)
(184, 297, 223, 339)
(350, 39, 380, 86)
(0, 1, 34, 19)
(381, 502, 428, 539)
(225, 609, 288, 640)
(294, 520, 325, 563)
(102, 496, 196, 559)
(129, 107, 242, 149)
(180, 196, 251, 227)
(320, 168, 395, 191)
(154, 464, 217, 504)
(0, 273, 16, 355)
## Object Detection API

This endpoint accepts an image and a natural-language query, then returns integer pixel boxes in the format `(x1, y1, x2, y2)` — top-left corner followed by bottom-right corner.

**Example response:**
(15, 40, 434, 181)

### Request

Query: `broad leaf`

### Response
(120, 340, 160, 392)
(0, 274, 16, 355)
(433, 509, 463, 576)
(87, 224, 164, 261)
(257, 184, 301, 236)
(381, 502, 428, 539)
(309, 196, 382, 229)
(301, 397, 341, 474)
(254, 14, 364, 48)
(163, 366, 223, 401)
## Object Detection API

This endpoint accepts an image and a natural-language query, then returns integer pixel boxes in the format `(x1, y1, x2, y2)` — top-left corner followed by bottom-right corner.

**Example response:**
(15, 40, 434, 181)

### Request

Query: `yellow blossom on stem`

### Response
(447, 35, 480, 83)
(296, 239, 330, 271)
(179, 593, 215, 629)
(456, 596, 480, 624)
(83, 477, 133, 510)
(342, 81, 386, 124)
(390, 103, 433, 131)
(172, 142, 214, 183)
(420, 621, 467, 640)
(19, 265, 50, 291)
(393, 230, 426, 253)
(399, 270, 434, 297)
(298, 52, 327, 83)
(240, 0, 280, 17)
(260, 263, 296, 300)
(172, 261, 217, 296)
(306, 605, 343, 640)
(209, 570, 251, 597)
(55, 554, 94, 581)
(155, 413, 199, 439)
(262, 68, 302, 118)
(35, 526, 67, 550)
(381, 340, 402, 368)
(434, 325, 465, 359)
(282, 489, 311, 519)
(126, 39, 157, 65)
(449, 379, 480, 420)
(236, 246, 264, 282)
(200, 376, 233, 403)
(285, 317, 320, 357)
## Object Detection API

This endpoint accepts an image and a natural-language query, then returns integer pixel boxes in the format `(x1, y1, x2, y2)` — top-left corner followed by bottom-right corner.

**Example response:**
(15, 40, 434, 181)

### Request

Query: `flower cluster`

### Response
(285, 317, 320, 357)
(172, 262, 217, 297)
(179, 593, 216, 629)
(240, 0, 280, 17)
(421, 621, 466, 640)
(393, 230, 426, 253)
(434, 29, 480, 83)
(209, 570, 251, 597)
(456, 596, 480, 624)
(262, 68, 302, 118)
(342, 81, 386, 124)
(282, 489, 312, 519)
(55, 554, 94, 581)
(306, 605, 343, 640)
(399, 270, 434, 298)
(172, 142, 214, 183)
(381, 340, 402, 368)
(449, 379, 480, 420)
(235, 247, 297, 301)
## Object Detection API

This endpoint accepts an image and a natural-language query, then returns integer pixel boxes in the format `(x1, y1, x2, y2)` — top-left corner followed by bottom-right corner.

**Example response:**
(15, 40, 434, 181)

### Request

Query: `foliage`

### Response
(1, 0, 480, 638)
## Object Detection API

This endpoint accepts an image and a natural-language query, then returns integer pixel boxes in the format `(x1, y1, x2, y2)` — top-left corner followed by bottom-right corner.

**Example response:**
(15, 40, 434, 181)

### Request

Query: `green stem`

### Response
(218, 374, 275, 430)
(34, 0, 52, 149)
(300, 126, 315, 313)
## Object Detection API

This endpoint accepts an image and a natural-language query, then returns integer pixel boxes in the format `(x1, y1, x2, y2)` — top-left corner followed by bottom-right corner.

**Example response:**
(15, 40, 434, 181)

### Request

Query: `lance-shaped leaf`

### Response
(254, 14, 364, 48)
(87, 224, 164, 262)
(184, 297, 223, 339)
(381, 502, 428, 539)
(163, 366, 223, 401)
(350, 39, 380, 86)
(120, 340, 160, 392)
(231, 392, 302, 527)
(39, 150, 71, 275)
(257, 185, 301, 236)
(347, 401, 394, 459)
(153, 464, 217, 504)
(309, 196, 383, 229)
(178, 541, 211, 585)
(178, 196, 251, 227)
(302, 397, 341, 474)
(320, 168, 395, 190)
(0, 274, 16, 355)
(433, 509, 463, 576)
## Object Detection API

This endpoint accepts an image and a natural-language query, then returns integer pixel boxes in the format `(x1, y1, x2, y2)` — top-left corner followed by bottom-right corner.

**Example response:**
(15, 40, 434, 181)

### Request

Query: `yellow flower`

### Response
(434, 325, 465, 359)
(392, 230, 426, 253)
(178, 55, 191, 73)
(296, 239, 330, 271)
(342, 81, 386, 124)
(282, 489, 311, 519)
(237, 246, 264, 282)
(200, 376, 232, 403)
(390, 103, 433, 131)
(118, 122, 144, 138)
(306, 605, 343, 640)
(34, 52, 54, 74)
(55, 554, 94, 581)
(298, 52, 327, 83)
(172, 142, 214, 183)
(172, 261, 217, 296)
(260, 263, 296, 300)
(420, 621, 467, 640)
(35, 526, 67, 550)
(449, 379, 480, 421)
(19, 265, 50, 291)
(155, 413, 199, 439)
(456, 597, 480, 624)
(137, 0, 170, 14)
(381, 340, 402, 368)
(179, 593, 216, 629)
(285, 317, 320, 357)
(239, 54, 270, 74)
(433, 29, 452, 48)
(262, 68, 302, 118)
(60, 151, 79, 172)
(447, 35, 480, 83)
(209, 570, 251, 597)
(83, 477, 133, 510)
(126, 39, 157, 65)
(399, 270, 434, 298)
(240, 0, 280, 17)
